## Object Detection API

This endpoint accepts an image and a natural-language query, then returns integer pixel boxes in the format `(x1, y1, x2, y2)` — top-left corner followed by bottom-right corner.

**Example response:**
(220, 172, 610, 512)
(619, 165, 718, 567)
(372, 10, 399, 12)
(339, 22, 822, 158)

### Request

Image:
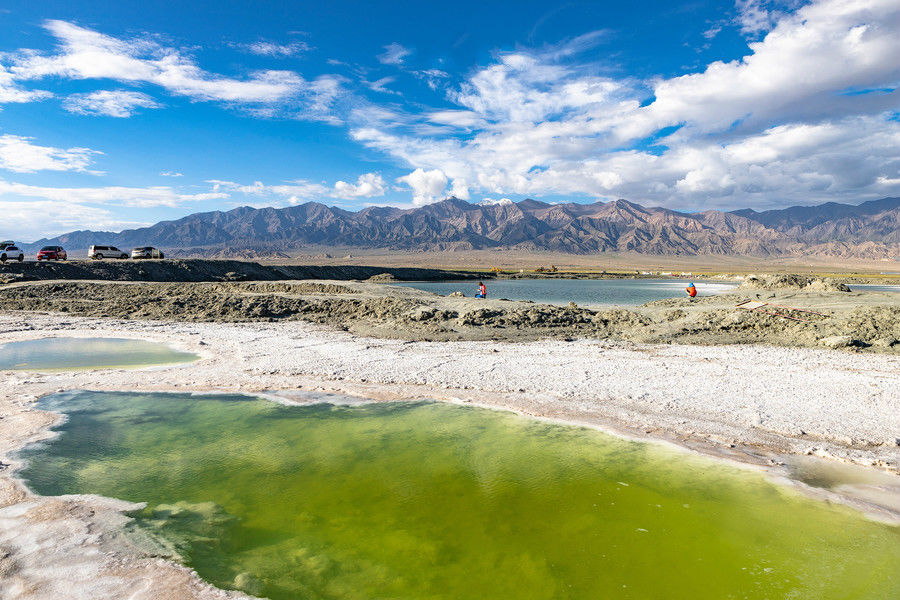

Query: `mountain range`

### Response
(20, 197, 900, 258)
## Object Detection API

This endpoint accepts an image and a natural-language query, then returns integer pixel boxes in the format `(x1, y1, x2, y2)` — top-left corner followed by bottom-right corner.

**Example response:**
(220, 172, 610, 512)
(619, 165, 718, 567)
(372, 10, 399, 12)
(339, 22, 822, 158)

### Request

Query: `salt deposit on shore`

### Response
(1, 312, 899, 598)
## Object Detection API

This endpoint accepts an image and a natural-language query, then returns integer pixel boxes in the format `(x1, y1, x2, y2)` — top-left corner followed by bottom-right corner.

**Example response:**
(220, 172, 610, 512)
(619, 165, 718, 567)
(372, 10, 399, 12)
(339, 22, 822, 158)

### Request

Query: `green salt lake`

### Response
(17, 391, 900, 600)
(0, 337, 197, 371)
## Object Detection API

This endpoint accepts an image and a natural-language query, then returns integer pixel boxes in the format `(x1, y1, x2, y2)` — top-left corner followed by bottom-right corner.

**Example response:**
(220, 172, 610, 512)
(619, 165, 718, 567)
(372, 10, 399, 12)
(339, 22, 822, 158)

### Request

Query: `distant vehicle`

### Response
(131, 246, 165, 259)
(88, 245, 129, 260)
(37, 246, 67, 261)
(0, 245, 24, 262)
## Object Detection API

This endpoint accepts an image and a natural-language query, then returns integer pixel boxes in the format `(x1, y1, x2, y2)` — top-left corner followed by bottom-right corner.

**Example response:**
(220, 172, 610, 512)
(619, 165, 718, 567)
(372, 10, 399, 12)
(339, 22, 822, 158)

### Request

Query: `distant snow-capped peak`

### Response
(478, 197, 513, 206)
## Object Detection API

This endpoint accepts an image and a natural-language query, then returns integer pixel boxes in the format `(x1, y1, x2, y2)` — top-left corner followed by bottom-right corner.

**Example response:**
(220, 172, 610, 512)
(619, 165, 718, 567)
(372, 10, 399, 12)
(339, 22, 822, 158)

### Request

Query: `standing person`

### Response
(685, 282, 697, 299)
(476, 281, 486, 299)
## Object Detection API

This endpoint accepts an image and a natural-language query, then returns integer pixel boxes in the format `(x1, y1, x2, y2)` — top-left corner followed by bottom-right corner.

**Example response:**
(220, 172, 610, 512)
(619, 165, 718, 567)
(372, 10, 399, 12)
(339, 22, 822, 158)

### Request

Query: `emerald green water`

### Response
(19, 391, 900, 600)
(0, 337, 197, 371)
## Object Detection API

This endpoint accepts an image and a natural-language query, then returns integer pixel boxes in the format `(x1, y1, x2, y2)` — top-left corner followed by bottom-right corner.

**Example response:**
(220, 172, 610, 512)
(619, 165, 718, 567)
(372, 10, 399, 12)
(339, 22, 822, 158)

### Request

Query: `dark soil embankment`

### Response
(0, 259, 476, 284)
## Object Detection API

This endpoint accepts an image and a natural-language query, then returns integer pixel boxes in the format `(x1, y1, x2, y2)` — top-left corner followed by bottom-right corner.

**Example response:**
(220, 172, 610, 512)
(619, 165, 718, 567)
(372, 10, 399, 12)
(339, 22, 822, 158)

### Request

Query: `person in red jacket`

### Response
(685, 282, 697, 299)
(475, 281, 486, 298)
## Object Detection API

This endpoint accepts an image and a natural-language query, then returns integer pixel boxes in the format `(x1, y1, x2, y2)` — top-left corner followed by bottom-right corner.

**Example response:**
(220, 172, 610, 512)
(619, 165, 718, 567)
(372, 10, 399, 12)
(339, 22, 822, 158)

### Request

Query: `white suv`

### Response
(0, 245, 24, 262)
(89, 245, 129, 260)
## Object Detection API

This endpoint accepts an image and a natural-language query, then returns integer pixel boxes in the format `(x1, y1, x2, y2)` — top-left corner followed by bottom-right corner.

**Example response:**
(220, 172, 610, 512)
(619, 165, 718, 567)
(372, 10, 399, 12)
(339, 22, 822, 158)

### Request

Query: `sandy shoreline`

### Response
(1, 312, 899, 598)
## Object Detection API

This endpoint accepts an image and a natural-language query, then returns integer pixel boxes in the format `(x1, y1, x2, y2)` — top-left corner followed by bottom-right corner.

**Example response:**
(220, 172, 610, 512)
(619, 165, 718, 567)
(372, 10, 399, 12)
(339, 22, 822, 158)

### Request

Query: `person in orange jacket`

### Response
(685, 282, 697, 298)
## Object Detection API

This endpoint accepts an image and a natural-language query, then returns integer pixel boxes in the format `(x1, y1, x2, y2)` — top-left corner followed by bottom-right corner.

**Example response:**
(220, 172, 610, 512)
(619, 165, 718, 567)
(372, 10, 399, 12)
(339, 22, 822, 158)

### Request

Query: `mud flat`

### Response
(0, 275, 897, 351)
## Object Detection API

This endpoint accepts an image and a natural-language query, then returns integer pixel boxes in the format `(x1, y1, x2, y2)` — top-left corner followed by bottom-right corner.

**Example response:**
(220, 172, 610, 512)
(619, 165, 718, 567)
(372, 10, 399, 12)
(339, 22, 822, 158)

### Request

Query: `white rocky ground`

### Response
(1, 312, 899, 599)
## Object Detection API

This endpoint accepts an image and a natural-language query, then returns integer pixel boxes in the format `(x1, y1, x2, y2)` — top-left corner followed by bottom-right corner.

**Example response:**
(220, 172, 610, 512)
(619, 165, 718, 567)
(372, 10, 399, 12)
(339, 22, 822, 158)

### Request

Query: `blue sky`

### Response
(1, 0, 899, 240)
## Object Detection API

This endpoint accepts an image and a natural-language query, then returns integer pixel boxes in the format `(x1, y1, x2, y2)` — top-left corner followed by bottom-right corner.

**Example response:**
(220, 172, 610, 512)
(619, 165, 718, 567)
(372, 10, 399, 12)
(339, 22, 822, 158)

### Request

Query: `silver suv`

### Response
(131, 246, 165, 259)
(0, 244, 24, 262)
(88, 245, 129, 260)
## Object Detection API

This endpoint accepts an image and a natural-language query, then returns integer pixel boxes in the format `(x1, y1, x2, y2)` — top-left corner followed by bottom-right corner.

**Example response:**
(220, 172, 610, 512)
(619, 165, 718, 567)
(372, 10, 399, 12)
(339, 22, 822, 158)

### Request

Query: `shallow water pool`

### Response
(851, 284, 900, 293)
(0, 337, 197, 371)
(18, 391, 900, 600)
(392, 278, 735, 306)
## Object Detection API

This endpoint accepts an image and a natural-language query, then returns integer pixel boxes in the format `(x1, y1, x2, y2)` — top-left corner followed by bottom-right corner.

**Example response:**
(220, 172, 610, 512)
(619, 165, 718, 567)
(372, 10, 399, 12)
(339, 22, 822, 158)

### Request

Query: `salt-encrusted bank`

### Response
(1, 313, 899, 598)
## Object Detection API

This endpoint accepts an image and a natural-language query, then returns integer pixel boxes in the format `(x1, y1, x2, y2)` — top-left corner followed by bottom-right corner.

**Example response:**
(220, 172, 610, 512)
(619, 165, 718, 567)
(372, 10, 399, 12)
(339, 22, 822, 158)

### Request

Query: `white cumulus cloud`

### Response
(0, 134, 101, 174)
(625, 0, 900, 140)
(0, 66, 51, 104)
(212, 173, 390, 203)
(7, 20, 343, 121)
(63, 90, 161, 117)
(735, 0, 786, 37)
(333, 172, 387, 198)
(0, 179, 227, 207)
(0, 200, 150, 242)
(208, 179, 329, 202)
(449, 178, 470, 200)
(396, 168, 448, 205)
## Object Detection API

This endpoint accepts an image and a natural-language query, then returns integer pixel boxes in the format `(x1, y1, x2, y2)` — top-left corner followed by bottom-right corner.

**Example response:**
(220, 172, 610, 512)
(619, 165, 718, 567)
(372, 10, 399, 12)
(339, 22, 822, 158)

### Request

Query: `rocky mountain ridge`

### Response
(19, 197, 900, 258)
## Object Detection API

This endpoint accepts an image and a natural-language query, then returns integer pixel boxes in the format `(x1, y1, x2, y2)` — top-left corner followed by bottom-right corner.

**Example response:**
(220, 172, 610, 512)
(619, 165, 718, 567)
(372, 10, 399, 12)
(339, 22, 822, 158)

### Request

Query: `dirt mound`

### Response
(0, 273, 27, 285)
(844, 306, 900, 345)
(366, 273, 398, 283)
(643, 294, 742, 308)
(740, 274, 851, 292)
(0, 281, 423, 323)
(233, 282, 356, 295)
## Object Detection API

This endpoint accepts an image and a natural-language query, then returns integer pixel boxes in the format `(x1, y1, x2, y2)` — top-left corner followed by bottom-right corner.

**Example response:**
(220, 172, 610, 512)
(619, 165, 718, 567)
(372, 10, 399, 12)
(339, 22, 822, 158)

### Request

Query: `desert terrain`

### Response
(0, 258, 898, 599)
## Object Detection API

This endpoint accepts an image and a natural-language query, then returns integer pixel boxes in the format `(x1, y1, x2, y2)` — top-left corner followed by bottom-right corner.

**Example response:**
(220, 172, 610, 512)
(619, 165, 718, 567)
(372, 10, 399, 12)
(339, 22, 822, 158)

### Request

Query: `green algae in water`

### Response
(19, 391, 900, 600)
(0, 337, 197, 371)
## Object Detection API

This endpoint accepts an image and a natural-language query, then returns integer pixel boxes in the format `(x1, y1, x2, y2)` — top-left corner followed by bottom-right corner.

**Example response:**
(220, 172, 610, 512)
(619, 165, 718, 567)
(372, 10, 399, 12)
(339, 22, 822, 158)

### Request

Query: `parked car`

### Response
(0, 241, 15, 251)
(37, 246, 67, 261)
(131, 246, 164, 259)
(0, 245, 24, 262)
(88, 245, 129, 260)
